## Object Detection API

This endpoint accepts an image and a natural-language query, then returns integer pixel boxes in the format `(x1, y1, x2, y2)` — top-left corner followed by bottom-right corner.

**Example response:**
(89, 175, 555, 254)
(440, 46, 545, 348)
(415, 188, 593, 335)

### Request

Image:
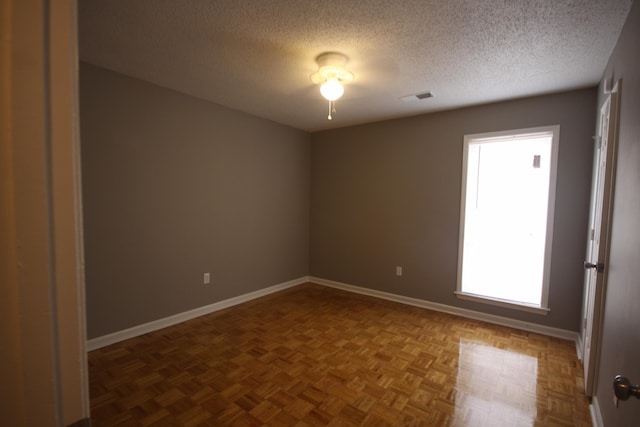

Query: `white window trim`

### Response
(456, 125, 560, 314)
(454, 291, 551, 315)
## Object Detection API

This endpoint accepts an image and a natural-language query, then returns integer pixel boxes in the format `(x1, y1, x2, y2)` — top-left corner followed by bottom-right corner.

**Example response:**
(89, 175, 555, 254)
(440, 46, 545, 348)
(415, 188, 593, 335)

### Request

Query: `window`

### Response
(456, 126, 559, 314)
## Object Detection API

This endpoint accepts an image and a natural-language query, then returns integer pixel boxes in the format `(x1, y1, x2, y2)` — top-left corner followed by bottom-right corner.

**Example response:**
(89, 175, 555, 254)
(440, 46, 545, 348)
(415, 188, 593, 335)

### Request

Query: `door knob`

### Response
(613, 375, 640, 407)
(583, 261, 605, 273)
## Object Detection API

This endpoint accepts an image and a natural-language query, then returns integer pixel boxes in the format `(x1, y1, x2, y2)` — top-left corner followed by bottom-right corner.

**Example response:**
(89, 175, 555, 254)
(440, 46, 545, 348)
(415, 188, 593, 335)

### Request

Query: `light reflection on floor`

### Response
(455, 338, 539, 426)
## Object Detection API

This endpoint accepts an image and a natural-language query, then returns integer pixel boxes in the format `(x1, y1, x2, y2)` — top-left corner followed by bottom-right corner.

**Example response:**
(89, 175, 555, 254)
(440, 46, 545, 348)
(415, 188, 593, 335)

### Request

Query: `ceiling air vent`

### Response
(400, 91, 435, 102)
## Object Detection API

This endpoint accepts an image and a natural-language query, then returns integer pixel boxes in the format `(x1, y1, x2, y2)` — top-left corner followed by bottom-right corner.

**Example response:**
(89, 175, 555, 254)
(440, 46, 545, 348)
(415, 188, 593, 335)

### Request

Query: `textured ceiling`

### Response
(78, 0, 633, 132)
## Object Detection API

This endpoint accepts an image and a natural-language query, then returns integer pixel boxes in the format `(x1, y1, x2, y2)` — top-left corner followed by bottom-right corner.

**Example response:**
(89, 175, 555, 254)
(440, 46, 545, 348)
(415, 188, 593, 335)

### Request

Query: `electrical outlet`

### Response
(203, 272, 210, 284)
(396, 266, 403, 276)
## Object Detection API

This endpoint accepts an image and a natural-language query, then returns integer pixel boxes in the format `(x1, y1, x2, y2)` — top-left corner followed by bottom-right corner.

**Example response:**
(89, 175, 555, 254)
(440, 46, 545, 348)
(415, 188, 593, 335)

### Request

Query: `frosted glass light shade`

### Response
(320, 79, 344, 101)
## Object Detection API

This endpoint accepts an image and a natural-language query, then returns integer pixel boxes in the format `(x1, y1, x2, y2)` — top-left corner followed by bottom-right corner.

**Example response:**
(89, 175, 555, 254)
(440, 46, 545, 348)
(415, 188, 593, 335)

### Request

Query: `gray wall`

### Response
(81, 63, 598, 338)
(80, 63, 310, 338)
(310, 89, 596, 331)
(594, 1, 640, 424)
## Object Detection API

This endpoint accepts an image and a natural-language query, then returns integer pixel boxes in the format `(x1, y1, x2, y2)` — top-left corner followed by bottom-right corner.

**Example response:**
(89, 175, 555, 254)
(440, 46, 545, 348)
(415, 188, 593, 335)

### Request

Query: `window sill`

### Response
(455, 292, 550, 315)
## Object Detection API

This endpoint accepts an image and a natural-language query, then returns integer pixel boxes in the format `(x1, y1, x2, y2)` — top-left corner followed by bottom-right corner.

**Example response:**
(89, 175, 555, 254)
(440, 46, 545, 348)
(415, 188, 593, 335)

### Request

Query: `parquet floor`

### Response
(89, 283, 592, 426)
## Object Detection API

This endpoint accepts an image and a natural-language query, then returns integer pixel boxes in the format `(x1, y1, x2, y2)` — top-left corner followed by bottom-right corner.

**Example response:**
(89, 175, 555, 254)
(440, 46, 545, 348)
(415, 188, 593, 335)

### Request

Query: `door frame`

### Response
(581, 80, 621, 397)
(3, 0, 89, 424)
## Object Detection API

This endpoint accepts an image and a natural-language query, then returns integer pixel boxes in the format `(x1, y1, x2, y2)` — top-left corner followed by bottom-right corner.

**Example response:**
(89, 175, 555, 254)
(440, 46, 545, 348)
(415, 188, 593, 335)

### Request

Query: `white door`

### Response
(582, 82, 619, 396)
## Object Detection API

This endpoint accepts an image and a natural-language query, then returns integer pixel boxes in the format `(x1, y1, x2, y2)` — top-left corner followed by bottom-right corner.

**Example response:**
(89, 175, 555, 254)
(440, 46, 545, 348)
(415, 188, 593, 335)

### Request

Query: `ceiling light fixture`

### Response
(311, 52, 354, 120)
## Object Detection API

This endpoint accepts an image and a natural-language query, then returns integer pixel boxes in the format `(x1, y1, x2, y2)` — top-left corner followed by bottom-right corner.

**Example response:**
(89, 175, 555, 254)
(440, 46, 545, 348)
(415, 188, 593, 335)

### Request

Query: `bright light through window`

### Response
(456, 126, 559, 313)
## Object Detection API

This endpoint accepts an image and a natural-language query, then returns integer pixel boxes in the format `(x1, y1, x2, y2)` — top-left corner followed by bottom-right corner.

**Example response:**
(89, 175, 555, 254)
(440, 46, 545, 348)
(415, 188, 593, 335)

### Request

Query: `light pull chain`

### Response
(328, 100, 337, 120)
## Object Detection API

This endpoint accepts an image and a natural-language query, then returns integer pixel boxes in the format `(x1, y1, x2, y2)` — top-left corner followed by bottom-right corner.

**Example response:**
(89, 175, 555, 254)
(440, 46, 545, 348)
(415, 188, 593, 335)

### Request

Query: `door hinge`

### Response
(584, 261, 605, 273)
(593, 135, 602, 148)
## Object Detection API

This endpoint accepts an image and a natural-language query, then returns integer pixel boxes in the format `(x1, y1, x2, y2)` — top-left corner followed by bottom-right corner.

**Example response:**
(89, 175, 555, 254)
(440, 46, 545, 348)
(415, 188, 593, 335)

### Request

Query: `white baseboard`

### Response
(590, 395, 604, 427)
(88, 275, 580, 352)
(309, 276, 579, 344)
(86, 276, 309, 351)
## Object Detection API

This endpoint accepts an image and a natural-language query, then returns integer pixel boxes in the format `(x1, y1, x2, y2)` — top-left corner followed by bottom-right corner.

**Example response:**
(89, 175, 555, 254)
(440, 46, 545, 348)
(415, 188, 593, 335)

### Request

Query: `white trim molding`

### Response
(309, 277, 579, 343)
(86, 276, 309, 351)
(590, 396, 604, 427)
(576, 334, 584, 362)
(454, 291, 550, 315)
(88, 275, 579, 353)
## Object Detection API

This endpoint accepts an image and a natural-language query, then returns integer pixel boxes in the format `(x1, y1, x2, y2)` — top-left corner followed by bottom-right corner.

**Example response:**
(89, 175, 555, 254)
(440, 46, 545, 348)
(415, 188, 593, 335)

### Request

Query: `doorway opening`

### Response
(456, 126, 559, 313)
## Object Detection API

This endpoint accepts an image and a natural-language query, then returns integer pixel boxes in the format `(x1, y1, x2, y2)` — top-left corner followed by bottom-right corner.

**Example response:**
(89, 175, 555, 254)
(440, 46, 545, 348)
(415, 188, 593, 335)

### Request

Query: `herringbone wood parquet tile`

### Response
(89, 283, 592, 426)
